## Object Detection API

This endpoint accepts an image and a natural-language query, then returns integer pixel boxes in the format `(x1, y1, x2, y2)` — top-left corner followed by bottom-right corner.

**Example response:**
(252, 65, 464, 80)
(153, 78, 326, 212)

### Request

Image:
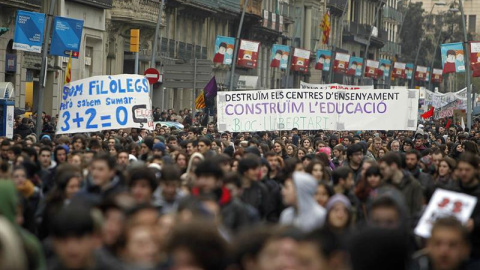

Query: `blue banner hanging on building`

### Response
(50, 16, 84, 58)
(13, 10, 46, 53)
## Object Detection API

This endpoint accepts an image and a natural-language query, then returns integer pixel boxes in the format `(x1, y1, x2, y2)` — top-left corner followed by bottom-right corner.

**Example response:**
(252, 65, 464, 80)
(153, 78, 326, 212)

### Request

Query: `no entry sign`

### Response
(144, 68, 160, 84)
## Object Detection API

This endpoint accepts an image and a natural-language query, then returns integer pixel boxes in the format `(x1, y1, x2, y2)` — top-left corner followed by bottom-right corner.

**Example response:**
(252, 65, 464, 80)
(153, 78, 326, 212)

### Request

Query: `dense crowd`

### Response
(2, 109, 480, 270)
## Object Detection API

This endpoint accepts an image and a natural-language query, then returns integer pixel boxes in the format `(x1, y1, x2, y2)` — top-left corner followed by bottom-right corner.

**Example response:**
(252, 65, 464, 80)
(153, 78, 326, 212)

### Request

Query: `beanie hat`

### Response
(61, 144, 70, 154)
(152, 142, 166, 154)
(326, 194, 351, 212)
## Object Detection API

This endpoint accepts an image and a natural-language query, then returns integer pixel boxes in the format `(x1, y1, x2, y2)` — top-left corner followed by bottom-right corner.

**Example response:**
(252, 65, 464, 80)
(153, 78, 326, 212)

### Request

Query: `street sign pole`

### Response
(36, 0, 56, 137)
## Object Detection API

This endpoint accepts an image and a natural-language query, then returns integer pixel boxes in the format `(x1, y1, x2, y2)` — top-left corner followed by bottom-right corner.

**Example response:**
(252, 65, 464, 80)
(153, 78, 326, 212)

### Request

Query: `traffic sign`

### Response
(144, 68, 160, 84)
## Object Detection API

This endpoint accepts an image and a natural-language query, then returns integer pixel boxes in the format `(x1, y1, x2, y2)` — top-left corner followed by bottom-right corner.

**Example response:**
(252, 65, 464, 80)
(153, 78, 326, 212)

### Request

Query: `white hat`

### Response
(129, 154, 138, 162)
(418, 124, 424, 129)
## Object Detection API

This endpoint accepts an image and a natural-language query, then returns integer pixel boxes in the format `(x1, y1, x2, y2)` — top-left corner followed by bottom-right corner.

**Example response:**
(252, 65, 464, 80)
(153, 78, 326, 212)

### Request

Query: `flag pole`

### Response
(229, 0, 249, 91)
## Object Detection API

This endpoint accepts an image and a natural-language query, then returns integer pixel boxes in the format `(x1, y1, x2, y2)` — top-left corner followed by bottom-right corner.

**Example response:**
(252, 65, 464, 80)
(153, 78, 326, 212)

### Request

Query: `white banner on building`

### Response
(300, 81, 374, 90)
(415, 189, 477, 238)
(57, 74, 153, 134)
(216, 88, 419, 132)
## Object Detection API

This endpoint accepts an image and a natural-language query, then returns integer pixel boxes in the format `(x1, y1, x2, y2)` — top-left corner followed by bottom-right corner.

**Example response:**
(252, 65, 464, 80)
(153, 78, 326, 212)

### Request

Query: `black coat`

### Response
(14, 124, 34, 138)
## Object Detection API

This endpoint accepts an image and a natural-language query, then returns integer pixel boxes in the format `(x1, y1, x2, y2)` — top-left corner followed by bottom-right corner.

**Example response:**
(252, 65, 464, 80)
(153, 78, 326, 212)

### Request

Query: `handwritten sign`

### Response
(415, 189, 477, 238)
(57, 74, 153, 134)
(216, 88, 418, 132)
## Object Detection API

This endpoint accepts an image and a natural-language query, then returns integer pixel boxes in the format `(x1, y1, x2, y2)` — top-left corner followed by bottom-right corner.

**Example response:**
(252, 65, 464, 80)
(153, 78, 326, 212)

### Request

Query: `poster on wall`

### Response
(333, 52, 350, 74)
(291, 48, 311, 73)
(237, 39, 260, 69)
(270, 44, 290, 70)
(346, 56, 363, 77)
(315, 50, 332, 71)
(441, 42, 465, 74)
(213, 36, 235, 65)
(365, 60, 379, 79)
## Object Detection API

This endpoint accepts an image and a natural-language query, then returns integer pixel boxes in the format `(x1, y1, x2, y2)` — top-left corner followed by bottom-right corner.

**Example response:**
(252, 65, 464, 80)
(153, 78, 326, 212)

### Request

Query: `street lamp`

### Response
(411, 1, 446, 89)
(456, 0, 473, 129)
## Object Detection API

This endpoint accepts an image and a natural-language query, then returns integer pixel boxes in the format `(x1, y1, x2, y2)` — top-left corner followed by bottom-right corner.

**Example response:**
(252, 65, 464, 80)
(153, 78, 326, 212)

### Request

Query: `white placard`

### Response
(335, 52, 350, 62)
(6, 105, 14, 139)
(415, 189, 477, 238)
(57, 74, 154, 134)
(294, 48, 310, 58)
(217, 88, 419, 132)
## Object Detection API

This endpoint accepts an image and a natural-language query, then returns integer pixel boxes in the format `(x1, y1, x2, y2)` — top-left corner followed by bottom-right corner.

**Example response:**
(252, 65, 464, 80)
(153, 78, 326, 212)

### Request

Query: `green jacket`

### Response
(0, 181, 46, 270)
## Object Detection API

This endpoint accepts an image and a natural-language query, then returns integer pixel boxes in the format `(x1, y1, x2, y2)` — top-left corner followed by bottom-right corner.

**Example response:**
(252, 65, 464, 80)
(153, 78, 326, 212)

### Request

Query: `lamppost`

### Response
(410, 1, 446, 89)
(456, 0, 473, 129)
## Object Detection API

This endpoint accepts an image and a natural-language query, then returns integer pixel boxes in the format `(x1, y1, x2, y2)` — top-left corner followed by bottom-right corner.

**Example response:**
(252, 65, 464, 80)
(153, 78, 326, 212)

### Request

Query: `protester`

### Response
(3, 110, 480, 270)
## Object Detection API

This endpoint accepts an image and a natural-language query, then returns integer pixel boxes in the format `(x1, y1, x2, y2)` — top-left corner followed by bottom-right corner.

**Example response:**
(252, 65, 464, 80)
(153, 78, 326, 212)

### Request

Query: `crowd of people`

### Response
(2, 109, 480, 270)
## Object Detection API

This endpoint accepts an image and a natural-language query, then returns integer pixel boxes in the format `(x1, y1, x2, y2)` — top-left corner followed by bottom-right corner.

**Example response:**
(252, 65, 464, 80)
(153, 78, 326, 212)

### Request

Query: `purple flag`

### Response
(204, 76, 218, 98)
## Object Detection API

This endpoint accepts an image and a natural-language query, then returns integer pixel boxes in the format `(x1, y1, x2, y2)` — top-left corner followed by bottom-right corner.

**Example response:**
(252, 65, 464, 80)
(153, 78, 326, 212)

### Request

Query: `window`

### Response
(469, 15, 476, 33)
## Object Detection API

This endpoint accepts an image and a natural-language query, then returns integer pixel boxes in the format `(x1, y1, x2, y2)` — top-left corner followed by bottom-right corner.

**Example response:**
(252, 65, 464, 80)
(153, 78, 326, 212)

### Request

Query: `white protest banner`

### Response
(57, 74, 153, 134)
(415, 189, 477, 238)
(299, 81, 374, 90)
(216, 88, 419, 132)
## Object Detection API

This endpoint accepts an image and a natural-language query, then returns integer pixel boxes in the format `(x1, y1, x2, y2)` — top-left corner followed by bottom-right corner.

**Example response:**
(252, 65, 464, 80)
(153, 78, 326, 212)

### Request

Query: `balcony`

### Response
(343, 21, 387, 48)
(0, 0, 41, 11)
(327, 0, 347, 16)
(68, 0, 113, 9)
(219, 0, 240, 14)
(111, 0, 161, 27)
(241, 0, 263, 17)
(380, 41, 401, 56)
(383, 6, 402, 24)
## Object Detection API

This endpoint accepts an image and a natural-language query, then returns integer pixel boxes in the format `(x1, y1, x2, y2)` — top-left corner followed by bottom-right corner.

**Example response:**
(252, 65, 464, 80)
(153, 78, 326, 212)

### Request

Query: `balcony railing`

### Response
(380, 41, 401, 55)
(68, 0, 113, 9)
(279, 1, 293, 19)
(219, 0, 240, 14)
(383, 6, 402, 23)
(186, 0, 219, 10)
(0, 0, 41, 10)
(344, 21, 387, 45)
(327, 0, 347, 15)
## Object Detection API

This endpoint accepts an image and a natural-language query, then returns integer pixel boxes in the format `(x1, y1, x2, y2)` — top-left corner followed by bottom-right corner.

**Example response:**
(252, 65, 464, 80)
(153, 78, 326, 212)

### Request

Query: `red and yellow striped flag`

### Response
(321, 10, 331, 45)
(64, 51, 72, 85)
(195, 90, 206, 109)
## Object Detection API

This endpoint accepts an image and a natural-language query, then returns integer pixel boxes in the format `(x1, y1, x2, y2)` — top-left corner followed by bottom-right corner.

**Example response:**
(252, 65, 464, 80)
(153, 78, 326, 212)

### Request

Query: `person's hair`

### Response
(238, 154, 261, 175)
(332, 166, 352, 186)
(457, 152, 480, 169)
(462, 140, 479, 154)
(230, 226, 275, 270)
(432, 149, 445, 157)
(223, 172, 243, 188)
(166, 220, 228, 270)
(440, 157, 457, 171)
(264, 151, 277, 158)
(160, 165, 181, 183)
(46, 165, 82, 204)
(369, 196, 401, 216)
(198, 136, 212, 146)
(405, 150, 421, 161)
(346, 143, 364, 159)
(373, 137, 382, 143)
(194, 159, 223, 179)
(379, 152, 402, 168)
(211, 154, 231, 165)
(92, 153, 116, 170)
(302, 228, 342, 259)
(167, 135, 177, 143)
(39, 146, 52, 156)
(72, 134, 87, 147)
(305, 160, 330, 182)
(127, 167, 157, 191)
(0, 216, 27, 270)
(355, 165, 381, 201)
(50, 205, 95, 238)
(431, 216, 469, 243)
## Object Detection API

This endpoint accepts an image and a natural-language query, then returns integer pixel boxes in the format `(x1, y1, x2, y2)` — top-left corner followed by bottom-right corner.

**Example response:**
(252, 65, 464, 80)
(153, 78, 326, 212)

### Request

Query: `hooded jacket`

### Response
(280, 172, 326, 232)
(0, 181, 46, 270)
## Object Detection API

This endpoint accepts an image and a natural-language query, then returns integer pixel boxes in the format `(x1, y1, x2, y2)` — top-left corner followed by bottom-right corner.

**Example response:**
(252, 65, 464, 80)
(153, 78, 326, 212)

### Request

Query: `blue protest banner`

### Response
(13, 10, 46, 53)
(50, 16, 84, 58)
